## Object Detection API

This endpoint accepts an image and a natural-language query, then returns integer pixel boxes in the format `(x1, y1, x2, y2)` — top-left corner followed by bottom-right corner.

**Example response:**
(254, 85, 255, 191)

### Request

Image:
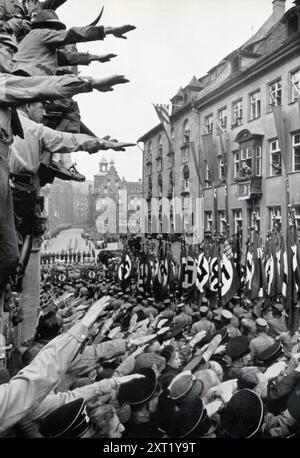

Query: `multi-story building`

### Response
(88, 157, 143, 234)
(139, 0, 300, 245)
(47, 180, 91, 232)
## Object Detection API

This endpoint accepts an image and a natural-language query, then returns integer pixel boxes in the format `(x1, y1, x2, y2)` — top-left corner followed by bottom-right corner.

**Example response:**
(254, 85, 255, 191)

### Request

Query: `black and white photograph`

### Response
(0, 0, 300, 444)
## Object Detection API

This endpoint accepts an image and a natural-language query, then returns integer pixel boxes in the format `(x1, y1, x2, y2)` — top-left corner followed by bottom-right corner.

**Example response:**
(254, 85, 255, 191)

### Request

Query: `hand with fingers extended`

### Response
(81, 296, 110, 329)
(98, 138, 136, 152)
(104, 25, 136, 39)
(115, 373, 145, 385)
(91, 75, 130, 92)
(90, 53, 117, 63)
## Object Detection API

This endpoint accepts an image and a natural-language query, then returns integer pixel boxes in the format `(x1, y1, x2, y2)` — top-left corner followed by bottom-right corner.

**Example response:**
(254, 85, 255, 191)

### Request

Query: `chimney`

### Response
(272, 0, 286, 20)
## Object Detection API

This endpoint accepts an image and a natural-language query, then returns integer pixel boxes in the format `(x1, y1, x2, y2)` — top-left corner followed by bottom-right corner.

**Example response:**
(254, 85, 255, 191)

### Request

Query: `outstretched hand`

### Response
(92, 53, 117, 63)
(99, 138, 136, 151)
(105, 25, 136, 39)
(92, 75, 130, 92)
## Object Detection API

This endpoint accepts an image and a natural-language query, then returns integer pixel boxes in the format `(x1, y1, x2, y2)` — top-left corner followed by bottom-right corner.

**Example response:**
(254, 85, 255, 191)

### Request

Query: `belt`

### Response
(10, 174, 34, 185)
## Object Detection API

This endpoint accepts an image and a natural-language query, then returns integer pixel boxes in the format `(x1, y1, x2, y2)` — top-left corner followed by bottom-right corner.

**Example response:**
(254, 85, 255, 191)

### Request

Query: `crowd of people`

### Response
(0, 253, 300, 438)
(2, 0, 300, 441)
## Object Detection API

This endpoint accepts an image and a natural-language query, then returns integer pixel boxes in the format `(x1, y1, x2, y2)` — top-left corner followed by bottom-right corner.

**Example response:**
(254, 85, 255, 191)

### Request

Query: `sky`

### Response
(58, 0, 294, 182)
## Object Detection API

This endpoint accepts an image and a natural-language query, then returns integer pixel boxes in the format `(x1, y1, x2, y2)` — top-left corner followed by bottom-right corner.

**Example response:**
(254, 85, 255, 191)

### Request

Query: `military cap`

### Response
(256, 318, 267, 328)
(142, 299, 148, 306)
(148, 297, 155, 304)
(272, 303, 284, 314)
(168, 371, 203, 402)
(169, 397, 211, 438)
(118, 368, 158, 405)
(137, 295, 143, 301)
(201, 297, 209, 304)
(177, 302, 184, 308)
(220, 389, 265, 438)
(222, 310, 233, 320)
(199, 306, 209, 314)
(31, 10, 66, 30)
(226, 336, 250, 359)
(257, 341, 284, 367)
(123, 294, 129, 300)
(39, 398, 91, 438)
(164, 299, 171, 305)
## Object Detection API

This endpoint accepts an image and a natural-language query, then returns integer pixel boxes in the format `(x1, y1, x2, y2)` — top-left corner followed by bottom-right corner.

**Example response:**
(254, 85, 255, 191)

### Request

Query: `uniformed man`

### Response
(249, 318, 276, 362)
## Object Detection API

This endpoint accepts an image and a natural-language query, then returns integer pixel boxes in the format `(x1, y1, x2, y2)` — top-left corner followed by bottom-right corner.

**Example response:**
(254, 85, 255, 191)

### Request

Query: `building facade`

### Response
(47, 180, 90, 232)
(139, 0, 300, 245)
(88, 157, 143, 234)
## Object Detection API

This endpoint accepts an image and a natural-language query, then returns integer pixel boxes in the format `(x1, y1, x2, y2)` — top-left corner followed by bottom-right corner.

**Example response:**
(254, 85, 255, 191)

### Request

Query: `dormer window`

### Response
(287, 12, 299, 36)
(231, 55, 240, 73)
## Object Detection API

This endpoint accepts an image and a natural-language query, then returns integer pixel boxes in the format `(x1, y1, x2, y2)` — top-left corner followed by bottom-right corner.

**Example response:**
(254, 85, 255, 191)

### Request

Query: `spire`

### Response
(186, 76, 202, 90)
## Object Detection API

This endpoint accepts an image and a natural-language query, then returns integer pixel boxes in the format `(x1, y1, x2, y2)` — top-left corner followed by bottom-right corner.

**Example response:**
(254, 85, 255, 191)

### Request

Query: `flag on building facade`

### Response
(201, 133, 219, 184)
(153, 104, 172, 145)
(271, 105, 289, 172)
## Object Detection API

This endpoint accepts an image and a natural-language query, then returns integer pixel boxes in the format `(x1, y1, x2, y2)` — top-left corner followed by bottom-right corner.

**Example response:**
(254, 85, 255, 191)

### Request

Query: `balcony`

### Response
(237, 176, 262, 200)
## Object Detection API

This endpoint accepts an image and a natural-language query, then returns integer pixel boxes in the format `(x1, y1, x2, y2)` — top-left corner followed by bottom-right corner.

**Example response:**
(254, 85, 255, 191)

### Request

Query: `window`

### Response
(232, 209, 243, 233)
(157, 174, 162, 197)
(269, 139, 282, 176)
(290, 69, 300, 102)
(292, 133, 300, 171)
(269, 206, 281, 230)
(205, 211, 213, 232)
(218, 156, 225, 180)
(268, 79, 282, 107)
(182, 165, 190, 192)
(250, 207, 260, 232)
(218, 210, 227, 234)
(205, 163, 212, 187)
(157, 135, 163, 158)
(294, 205, 300, 235)
(204, 114, 213, 133)
(183, 119, 191, 143)
(232, 100, 243, 127)
(255, 146, 262, 176)
(240, 147, 253, 173)
(218, 107, 227, 131)
(249, 90, 261, 120)
(147, 141, 152, 162)
(233, 151, 240, 179)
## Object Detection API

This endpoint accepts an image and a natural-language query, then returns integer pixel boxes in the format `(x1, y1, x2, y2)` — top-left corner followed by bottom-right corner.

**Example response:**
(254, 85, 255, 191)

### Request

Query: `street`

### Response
(42, 228, 120, 253)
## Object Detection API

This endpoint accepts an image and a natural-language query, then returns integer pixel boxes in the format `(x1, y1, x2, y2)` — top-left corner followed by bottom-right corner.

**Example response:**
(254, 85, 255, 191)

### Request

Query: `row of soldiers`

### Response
(41, 249, 97, 264)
